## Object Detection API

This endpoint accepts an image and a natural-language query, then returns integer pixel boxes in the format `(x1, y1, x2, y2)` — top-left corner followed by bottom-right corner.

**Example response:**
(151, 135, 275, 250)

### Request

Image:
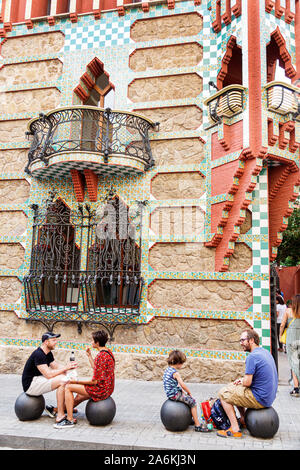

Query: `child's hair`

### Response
(167, 349, 186, 366)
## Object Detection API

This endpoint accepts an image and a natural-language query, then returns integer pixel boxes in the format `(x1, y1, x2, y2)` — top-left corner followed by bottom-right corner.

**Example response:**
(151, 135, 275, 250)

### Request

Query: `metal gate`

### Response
(270, 263, 279, 370)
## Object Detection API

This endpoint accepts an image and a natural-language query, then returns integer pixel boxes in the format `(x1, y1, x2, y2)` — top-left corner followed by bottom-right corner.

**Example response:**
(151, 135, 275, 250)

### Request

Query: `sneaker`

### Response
(45, 405, 57, 418)
(290, 388, 300, 397)
(53, 418, 74, 429)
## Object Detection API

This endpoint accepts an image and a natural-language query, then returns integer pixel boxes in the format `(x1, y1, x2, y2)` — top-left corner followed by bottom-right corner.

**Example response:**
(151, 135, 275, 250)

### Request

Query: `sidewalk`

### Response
(0, 352, 299, 451)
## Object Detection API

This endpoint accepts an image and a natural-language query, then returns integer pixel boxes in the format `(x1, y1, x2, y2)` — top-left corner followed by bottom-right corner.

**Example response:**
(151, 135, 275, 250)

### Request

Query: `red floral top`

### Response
(85, 349, 115, 401)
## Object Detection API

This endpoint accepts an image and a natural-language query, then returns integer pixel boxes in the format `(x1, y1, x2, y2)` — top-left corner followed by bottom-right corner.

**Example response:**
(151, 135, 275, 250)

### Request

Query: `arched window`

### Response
(266, 28, 297, 83)
(217, 37, 242, 89)
(87, 196, 143, 312)
(25, 197, 82, 312)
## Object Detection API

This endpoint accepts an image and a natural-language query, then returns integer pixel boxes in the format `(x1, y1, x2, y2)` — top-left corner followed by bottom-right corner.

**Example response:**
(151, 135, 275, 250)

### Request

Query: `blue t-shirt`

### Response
(245, 347, 278, 407)
(163, 366, 181, 398)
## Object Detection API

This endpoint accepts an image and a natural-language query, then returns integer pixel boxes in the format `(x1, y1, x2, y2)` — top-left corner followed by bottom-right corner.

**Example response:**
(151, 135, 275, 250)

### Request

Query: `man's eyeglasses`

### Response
(240, 338, 249, 343)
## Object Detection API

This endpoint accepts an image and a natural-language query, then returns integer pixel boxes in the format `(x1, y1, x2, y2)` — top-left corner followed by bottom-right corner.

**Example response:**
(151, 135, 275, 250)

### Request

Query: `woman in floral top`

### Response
(54, 330, 115, 429)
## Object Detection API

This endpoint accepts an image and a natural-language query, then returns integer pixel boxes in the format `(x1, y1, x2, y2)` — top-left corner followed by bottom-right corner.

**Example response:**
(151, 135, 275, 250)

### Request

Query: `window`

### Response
(24, 194, 144, 324)
(87, 196, 143, 312)
(25, 198, 82, 312)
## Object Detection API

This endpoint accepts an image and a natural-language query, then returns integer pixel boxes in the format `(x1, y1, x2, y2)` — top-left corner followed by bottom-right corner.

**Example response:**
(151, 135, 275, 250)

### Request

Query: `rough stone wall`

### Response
(0, 277, 22, 303)
(0, 211, 27, 237)
(0, 149, 28, 173)
(112, 318, 248, 351)
(150, 206, 205, 237)
(148, 280, 252, 311)
(151, 172, 205, 200)
(0, 180, 30, 204)
(150, 138, 205, 166)
(0, 244, 25, 269)
(0, 31, 65, 58)
(149, 242, 252, 273)
(140, 106, 202, 132)
(130, 12, 203, 41)
(149, 243, 215, 272)
(3, 88, 61, 114)
(0, 59, 63, 86)
(0, 120, 29, 143)
(129, 43, 202, 71)
(128, 73, 202, 102)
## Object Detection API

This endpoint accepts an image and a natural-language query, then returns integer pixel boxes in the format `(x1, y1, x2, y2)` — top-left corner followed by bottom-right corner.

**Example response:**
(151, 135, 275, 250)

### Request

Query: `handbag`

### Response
(280, 318, 294, 344)
(280, 329, 287, 344)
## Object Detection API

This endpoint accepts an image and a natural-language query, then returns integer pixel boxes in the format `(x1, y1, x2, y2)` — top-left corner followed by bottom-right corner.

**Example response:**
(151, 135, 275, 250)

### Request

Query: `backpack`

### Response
(210, 399, 231, 430)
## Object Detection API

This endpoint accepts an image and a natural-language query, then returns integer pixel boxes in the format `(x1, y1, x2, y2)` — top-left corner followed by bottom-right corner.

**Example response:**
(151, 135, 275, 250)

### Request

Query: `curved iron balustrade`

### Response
(23, 194, 146, 339)
(25, 106, 156, 174)
(265, 81, 300, 119)
(204, 84, 246, 125)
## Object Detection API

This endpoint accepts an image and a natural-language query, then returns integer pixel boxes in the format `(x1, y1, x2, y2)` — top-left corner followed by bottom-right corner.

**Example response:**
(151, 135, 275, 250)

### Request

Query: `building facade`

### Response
(0, 0, 299, 382)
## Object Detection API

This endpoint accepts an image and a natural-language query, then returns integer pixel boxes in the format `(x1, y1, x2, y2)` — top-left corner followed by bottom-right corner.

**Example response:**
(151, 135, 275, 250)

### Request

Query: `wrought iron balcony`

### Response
(25, 106, 157, 177)
(204, 84, 246, 125)
(23, 194, 146, 338)
(265, 81, 300, 119)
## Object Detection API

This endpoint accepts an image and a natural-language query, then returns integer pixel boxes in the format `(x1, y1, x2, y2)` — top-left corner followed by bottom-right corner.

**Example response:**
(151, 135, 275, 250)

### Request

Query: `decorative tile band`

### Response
(0, 337, 247, 361)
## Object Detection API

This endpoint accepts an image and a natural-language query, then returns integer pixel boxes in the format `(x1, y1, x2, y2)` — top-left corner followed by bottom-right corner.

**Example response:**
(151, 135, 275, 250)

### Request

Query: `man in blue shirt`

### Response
(217, 329, 278, 438)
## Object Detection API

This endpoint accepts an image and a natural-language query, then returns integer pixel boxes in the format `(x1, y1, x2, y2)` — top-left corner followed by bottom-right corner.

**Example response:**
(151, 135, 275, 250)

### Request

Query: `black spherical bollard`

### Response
(14, 392, 45, 421)
(85, 397, 116, 426)
(245, 407, 279, 439)
(160, 399, 192, 432)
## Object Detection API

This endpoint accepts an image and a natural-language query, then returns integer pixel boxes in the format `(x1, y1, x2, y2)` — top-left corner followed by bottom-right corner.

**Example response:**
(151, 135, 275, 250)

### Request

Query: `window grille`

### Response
(23, 193, 145, 338)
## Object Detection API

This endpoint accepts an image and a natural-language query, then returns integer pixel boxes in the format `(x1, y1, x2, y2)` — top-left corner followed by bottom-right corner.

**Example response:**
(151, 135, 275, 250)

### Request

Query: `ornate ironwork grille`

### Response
(23, 196, 144, 337)
(25, 106, 156, 174)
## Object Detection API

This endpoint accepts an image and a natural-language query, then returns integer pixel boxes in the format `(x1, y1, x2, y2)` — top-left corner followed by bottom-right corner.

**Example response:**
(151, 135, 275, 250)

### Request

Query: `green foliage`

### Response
(276, 205, 300, 266)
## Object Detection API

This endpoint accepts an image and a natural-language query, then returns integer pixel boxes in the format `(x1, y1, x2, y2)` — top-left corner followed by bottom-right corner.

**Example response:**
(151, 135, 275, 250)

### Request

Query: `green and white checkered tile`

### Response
(63, 18, 132, 52)
(247, 169, 271, 349)
(31, 160, 143, 178)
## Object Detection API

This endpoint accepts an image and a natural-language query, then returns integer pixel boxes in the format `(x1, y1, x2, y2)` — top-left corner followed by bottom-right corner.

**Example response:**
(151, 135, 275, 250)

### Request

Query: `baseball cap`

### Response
(42, 332, 61, 342)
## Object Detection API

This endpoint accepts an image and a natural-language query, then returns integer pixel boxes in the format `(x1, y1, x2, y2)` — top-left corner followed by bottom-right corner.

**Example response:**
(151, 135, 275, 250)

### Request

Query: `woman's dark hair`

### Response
(92, 330, 109, 347)
(276, 295, 285, 305)
(167, 350, 186, 366)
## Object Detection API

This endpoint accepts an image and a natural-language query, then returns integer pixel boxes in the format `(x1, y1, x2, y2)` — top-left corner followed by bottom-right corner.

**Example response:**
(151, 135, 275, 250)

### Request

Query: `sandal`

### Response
(194, 423, 212, 433)
(217, 427, 242, 438)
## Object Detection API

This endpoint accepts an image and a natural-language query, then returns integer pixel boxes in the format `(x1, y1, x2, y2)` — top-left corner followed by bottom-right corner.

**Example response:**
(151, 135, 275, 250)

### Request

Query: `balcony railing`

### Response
(25, 106, 156, 176)
(265, 81, 300, 119)
(204, 84, 246, 125)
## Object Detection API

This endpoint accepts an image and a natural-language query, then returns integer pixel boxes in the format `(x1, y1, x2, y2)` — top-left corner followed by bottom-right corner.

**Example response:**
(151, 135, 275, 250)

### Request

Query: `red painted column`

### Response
(247, 0, 262, 155)
(295, 0, 300, 80)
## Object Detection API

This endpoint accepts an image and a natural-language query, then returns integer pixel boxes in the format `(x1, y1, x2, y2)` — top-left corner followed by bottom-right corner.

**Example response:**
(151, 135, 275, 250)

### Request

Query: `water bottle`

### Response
(67, 351, 77, 380)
